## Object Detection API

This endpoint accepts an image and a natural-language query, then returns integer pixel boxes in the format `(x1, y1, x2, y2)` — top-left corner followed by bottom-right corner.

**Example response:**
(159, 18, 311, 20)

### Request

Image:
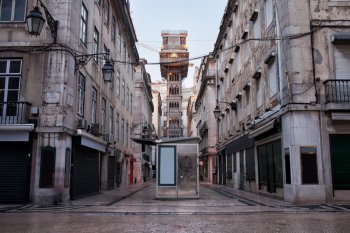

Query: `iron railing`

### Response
(324, 79, 350, 103)
(0, 102, 31, 124)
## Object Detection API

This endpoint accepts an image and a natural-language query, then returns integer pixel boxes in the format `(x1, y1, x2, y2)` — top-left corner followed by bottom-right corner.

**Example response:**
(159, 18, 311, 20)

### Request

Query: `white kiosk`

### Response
(156, 137, 199, 199)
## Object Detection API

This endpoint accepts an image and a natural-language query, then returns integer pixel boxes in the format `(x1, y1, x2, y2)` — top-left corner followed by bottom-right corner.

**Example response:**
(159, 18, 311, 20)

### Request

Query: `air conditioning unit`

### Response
(91, 123, 100, 135)
(77, 119, 87, 129)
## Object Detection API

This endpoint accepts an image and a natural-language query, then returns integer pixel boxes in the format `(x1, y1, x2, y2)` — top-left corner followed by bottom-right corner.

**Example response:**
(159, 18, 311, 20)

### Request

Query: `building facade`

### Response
(203, 0, 350, 203)
(195, 56, 218, 183)
(0, 0, 141, 204)
(159, 30, 189, 138)
(133, 59, 154, 183)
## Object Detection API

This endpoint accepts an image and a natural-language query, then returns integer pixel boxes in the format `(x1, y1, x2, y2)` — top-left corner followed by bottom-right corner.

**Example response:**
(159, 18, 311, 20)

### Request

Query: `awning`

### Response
(249, 120, 275, 138)
(131, 137, 157, 145)
(0, 124, 34, 141)
(76, 129, 107, 152)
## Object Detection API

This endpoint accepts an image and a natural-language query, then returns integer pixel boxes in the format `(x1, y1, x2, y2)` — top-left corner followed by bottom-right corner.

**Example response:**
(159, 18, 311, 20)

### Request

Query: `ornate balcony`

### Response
(324, 80, 350, 111)
(0, 102, 32, 124)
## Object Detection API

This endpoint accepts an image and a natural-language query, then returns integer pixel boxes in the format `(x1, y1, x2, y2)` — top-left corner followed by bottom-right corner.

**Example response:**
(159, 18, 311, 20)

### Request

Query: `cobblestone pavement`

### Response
(1, 182, 350, 233)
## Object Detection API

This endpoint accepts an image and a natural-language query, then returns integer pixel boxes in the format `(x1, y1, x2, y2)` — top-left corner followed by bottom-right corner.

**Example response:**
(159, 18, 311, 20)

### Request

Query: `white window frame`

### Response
(267, 60, 278, 98)
(80, 3, 88, 45)
(0, 59, 22, 121)
(121, 118, 124, 144)
(93, 27, 99, 63)
(91, 87, 97, 123)
(253, 14, 261, 47)
(104, 0, 109, 27)
(256, 77, 264, 108)
(101, 98, 106, 132)
(116, 113, 119, 142)
(265, 0, 274, 28)
(77, 73, 85, 116)
(111, 15, 116, 43)
(116, 71, 120, 97)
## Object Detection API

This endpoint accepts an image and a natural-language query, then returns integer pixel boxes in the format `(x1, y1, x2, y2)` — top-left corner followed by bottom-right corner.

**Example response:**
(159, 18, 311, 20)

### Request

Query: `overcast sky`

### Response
(130, 0, 227, 87)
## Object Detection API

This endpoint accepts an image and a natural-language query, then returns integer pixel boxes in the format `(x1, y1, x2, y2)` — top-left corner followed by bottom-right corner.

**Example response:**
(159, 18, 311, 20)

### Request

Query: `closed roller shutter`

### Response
(107, 156, 115, 190)
(71, 146, 99, 199)
(0, 142, 31, 204)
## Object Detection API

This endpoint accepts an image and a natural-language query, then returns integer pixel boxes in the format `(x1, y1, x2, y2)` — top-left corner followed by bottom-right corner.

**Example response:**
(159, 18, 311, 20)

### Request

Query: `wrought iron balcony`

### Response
(324, 79, 350, 103)
(0, 102, 32, 124)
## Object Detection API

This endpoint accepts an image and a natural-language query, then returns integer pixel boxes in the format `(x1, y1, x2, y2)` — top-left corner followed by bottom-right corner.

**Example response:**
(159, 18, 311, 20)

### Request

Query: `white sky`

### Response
(129, 0, 228, 87)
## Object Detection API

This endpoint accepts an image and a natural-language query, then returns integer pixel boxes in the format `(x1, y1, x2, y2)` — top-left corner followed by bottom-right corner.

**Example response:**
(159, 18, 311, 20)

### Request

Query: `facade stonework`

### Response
(0, 0, 144, 204)
(195, 0, 350, 203)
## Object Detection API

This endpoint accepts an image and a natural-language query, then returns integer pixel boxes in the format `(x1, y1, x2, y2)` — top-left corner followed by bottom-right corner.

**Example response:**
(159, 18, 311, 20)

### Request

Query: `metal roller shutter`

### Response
(0, 142, 31, 204)
(107, 156, 115, 190)
(71, 146, 99, 199)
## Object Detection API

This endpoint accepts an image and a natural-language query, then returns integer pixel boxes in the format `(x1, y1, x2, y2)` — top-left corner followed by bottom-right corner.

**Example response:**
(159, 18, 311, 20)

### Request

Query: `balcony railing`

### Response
(0, 102, 31, 124)
(324, 79, 350, 103)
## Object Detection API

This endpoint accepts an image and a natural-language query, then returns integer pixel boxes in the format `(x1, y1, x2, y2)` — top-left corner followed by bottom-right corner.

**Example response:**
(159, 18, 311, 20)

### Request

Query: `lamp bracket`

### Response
(38, 0, 58, 43)
(74, 52, 110, 71)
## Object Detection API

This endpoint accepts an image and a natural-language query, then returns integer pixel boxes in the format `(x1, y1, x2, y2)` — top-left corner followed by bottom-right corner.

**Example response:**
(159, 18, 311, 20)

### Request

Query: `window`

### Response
(130, 94, 133, 115)
(118, 31, 122, 56)
(80, 3, 88, 45)
(112, 15, 116, 43)
(104, 0, 109, 26)
(256, 77, 264, 108)
(0, 0, 26, 22)
(116, 113, 119, 142)
(77, 73, 85, 116)
(126, 122, 129, 147)
(0, 59, 21, 121)
(122, 79, 125, 105)
(126, 87, 129, 110)
(267, 59, 278, 97)
(39, 146, 56, 188)
(265, 0, 274, 27)
(109, 106, 113, 135)
(116, 71, 120, 97)
(91, 87, 97, 123)
(93, 27, 99, 63)
(121, 118, 124, 144)
(101, 98, 106, 132)
(252, 14, 261, 47)
(334, 44, 350, 79)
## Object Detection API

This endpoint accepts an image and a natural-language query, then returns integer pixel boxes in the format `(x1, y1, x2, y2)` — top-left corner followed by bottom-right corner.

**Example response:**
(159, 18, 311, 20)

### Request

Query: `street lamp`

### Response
(26, 0, 58, 43)
(26, 1, 114, 83)
(213, 105, 221, 120)
(75, 50, 115, 83)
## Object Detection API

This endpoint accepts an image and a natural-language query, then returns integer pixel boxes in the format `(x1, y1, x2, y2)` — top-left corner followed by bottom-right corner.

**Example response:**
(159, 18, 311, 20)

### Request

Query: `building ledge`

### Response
(0, 124, 34, 131)
(325, 102, 350, 112)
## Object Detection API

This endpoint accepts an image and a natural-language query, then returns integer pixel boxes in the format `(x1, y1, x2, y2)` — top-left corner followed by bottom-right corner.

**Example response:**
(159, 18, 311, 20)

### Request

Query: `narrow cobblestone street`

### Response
(1, 182, 350, 233)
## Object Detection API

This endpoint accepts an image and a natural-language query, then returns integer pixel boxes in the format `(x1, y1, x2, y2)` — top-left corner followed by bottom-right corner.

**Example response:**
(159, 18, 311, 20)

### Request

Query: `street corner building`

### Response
(193, 0, 350, 204)
(0, 0, 154, 204)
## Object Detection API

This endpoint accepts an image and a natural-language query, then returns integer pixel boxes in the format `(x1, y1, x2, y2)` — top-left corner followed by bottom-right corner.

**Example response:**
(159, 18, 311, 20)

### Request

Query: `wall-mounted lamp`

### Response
(26, 1, 114, 83)
(75, 49, 114, 83)
(213, 105, 221, 120)
(26, 0, 58, 43)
